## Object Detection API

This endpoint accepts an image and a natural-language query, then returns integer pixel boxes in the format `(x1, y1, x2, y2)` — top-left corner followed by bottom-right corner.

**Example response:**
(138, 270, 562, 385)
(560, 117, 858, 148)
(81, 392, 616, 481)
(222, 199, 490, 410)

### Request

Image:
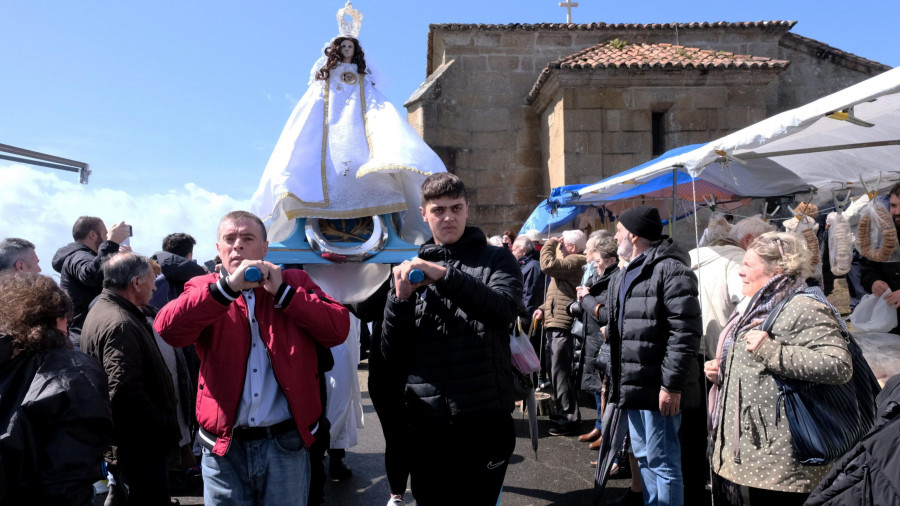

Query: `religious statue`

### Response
(250, 1, 445, 246)
(248, 2, 447, 496)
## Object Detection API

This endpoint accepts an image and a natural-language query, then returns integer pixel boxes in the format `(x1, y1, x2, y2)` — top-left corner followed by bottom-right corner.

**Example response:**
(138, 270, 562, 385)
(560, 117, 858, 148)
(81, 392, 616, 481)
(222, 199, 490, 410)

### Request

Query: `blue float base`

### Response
(265, 215, 420, 265)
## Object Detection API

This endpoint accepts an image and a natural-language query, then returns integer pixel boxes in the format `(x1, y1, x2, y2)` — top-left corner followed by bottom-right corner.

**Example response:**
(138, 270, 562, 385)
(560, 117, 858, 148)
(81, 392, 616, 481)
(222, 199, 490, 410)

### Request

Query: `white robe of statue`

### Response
(250, 61, 445, 245)
(325, 314, 363, 450)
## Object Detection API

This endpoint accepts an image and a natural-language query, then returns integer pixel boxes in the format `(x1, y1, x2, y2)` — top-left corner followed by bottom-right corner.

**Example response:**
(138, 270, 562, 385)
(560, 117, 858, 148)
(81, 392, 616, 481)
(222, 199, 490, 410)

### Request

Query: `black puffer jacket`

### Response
(0, 342, 112, 506)
(605, 237, 702, 410)
(382, 227, 524, 422)
(51, 240, 120, 332)
(805, 374, 900, 506)
(81, 290, 180, 461)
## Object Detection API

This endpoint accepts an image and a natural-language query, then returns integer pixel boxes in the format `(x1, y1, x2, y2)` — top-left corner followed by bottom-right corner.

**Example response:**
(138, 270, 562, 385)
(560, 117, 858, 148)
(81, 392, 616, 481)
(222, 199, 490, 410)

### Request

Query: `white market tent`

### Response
(572, 66, 900, 205)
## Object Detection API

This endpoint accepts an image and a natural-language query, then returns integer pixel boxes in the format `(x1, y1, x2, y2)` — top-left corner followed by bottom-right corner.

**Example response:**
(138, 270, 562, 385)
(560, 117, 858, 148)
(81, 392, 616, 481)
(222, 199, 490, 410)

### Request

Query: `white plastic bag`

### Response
(510, 320, 541, 374)
(827, 211, 853, 276)
(851, 290, 899, 333)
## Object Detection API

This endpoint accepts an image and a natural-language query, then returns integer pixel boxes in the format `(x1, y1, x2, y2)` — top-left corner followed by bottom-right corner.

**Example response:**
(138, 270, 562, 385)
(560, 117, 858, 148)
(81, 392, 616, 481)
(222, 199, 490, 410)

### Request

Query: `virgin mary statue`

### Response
(250, 1, 446, 244)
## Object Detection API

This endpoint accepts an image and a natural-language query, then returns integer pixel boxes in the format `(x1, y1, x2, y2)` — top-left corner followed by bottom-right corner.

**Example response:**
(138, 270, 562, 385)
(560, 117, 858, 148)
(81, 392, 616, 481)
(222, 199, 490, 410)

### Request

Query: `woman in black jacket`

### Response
(568, 235, 619, 447)
(0, 273, 112, 506)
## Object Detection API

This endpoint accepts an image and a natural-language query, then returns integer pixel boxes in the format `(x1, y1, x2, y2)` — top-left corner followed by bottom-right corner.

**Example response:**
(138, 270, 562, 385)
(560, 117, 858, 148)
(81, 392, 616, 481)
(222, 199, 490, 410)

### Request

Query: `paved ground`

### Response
(91, 361, 631, 505)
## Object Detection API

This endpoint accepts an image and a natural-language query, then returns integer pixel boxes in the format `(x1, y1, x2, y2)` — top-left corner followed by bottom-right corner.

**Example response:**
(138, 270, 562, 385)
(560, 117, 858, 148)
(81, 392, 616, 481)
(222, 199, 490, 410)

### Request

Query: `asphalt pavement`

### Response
(93, 360, 631, 505)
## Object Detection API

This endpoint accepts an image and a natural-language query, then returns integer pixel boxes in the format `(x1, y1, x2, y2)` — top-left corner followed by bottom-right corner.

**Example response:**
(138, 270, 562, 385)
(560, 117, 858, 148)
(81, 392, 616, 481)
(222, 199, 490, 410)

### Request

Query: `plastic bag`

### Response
(784, 213, 820, 267)
(827, 211, 852, 276)
(510, 319, 541, 374)
(850, 291, 898, 333)
(857, 202, 899, 262)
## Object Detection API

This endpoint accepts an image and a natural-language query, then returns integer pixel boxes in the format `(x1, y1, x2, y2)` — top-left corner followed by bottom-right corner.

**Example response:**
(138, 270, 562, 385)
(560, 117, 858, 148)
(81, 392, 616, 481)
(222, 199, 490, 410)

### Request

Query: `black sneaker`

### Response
(548, 422, 580, 436)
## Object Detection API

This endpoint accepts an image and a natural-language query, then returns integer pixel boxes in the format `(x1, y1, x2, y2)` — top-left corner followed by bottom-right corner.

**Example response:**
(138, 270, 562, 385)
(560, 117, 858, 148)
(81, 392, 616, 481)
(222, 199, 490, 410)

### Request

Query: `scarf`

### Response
(709, 274, 806, 436)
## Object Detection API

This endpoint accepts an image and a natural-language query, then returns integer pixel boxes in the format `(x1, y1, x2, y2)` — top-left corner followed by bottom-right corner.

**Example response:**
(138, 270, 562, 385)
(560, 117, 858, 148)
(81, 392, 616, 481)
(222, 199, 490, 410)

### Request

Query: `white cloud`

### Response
(0, 164, 250, 279)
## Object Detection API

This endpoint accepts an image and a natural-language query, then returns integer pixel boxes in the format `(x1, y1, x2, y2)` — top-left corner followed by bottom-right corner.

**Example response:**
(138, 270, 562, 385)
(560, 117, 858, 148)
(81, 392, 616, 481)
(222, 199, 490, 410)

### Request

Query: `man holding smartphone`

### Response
(52, 216, 130, 333)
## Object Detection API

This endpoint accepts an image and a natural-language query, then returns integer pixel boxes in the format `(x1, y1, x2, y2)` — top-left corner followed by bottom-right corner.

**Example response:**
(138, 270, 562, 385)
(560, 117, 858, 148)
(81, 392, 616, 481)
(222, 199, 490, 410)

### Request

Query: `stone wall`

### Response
(407, 24, 889, 234)
(530, 68, 783, 186)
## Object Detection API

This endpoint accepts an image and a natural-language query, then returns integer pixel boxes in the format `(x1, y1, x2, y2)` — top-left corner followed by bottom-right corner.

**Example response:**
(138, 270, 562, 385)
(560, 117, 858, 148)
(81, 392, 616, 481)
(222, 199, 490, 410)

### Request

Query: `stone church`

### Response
(403, 20, 890, 233)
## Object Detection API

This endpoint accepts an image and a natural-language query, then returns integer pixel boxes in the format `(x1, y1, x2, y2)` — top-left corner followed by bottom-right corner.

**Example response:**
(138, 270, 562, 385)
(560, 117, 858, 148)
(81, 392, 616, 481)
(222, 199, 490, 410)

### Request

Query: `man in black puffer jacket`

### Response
(606, 206, 702, 506)
(383, 173, 523, 505)
(52, 216, 129, 333)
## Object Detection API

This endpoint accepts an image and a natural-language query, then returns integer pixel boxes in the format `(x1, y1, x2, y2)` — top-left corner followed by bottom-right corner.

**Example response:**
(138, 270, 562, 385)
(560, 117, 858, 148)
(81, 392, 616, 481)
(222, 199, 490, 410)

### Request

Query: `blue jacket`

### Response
(519, 249, 545, 315)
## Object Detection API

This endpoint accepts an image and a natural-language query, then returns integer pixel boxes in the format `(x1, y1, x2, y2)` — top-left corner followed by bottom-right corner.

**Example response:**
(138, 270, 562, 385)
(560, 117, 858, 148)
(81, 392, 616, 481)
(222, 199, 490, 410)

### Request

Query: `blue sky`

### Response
(1, 0, 897, 267)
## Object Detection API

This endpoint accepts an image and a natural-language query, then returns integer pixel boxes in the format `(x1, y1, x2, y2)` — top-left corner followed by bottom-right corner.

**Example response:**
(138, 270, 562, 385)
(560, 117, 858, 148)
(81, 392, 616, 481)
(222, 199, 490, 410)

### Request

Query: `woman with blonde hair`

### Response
(705, 232, 852, 505)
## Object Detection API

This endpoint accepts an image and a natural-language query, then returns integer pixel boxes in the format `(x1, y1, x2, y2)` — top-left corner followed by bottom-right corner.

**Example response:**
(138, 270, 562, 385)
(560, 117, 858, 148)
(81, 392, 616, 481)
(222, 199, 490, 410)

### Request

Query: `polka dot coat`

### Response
(711, 295, 853, 493)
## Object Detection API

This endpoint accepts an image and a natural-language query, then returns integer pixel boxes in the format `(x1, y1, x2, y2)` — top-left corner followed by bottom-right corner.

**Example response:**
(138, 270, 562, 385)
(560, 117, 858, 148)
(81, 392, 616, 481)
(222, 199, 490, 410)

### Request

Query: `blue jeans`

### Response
(202, 429, 310, 506)
(627, 409, 683, 506)
(594, 392, 603, 431)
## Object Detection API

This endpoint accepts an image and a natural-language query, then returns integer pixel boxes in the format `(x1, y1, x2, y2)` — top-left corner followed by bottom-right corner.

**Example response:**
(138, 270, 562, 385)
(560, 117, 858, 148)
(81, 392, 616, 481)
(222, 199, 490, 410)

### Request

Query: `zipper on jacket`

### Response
(863, 465, 873, 506)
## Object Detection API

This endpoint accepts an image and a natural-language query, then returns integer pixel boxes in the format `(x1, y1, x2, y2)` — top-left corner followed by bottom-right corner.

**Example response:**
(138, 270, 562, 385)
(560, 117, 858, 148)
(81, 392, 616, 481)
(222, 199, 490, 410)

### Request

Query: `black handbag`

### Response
(761, 287, 881, 465)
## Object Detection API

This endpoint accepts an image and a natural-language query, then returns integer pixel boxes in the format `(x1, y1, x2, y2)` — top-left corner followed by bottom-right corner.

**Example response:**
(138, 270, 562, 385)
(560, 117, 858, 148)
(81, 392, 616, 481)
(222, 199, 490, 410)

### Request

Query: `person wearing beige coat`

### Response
(533, 232, 587, 435)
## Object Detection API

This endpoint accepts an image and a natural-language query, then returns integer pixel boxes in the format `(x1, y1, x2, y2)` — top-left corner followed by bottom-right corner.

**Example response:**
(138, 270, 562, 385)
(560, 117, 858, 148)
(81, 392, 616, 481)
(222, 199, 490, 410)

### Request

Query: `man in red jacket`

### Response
(155, 210, 349, 505)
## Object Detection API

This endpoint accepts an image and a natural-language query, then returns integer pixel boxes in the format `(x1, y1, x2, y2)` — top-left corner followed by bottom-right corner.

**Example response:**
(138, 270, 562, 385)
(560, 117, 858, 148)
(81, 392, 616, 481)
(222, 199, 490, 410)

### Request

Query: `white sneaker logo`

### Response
(486, 460, 505, 470)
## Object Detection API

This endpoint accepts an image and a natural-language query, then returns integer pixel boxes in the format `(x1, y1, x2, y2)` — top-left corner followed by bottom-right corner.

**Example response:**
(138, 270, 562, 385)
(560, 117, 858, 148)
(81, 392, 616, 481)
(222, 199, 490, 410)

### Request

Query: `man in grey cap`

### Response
(605, 206, 701, 506)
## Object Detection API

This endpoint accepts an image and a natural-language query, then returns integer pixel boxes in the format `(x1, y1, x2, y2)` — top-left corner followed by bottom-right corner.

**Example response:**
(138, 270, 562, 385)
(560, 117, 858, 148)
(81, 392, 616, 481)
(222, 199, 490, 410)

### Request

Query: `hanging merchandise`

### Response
(698, 211, 732, 246)
(784, 202, 822, 284)
(857, 201, 899, 262)
(827, 211, 853, 276)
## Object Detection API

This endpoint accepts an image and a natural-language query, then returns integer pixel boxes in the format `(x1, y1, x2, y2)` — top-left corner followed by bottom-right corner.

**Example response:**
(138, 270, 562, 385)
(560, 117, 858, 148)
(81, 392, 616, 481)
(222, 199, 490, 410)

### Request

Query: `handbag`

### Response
(761, 287, 881, 465)
(570, 317, 585, 339)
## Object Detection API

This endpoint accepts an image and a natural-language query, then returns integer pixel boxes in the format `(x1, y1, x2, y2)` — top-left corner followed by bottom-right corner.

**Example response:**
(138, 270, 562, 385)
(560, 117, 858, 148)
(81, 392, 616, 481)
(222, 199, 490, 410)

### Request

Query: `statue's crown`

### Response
(337, 1, 363, 38)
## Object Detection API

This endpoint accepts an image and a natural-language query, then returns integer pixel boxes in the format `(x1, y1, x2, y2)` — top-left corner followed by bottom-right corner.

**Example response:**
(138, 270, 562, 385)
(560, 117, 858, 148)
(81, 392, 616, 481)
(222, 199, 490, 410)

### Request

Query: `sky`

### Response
(1, 0, 897, 270)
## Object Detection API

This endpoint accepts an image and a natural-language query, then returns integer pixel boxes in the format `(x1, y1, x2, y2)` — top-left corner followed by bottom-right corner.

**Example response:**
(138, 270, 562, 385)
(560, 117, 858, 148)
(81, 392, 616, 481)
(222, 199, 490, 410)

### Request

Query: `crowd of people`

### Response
(1, 175, 898, 506)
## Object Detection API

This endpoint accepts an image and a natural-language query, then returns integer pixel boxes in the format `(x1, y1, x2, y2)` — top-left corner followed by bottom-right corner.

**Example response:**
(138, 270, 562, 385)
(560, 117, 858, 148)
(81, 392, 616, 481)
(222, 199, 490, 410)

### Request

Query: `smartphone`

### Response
(127, 225, 133, 237)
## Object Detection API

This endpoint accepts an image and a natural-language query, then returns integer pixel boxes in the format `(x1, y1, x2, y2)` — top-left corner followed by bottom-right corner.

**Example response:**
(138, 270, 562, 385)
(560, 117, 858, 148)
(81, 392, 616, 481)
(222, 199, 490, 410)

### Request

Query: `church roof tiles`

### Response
(525, 41, 790, 105)
(557, 41, 790, 70)
(429, 21, 798, 31)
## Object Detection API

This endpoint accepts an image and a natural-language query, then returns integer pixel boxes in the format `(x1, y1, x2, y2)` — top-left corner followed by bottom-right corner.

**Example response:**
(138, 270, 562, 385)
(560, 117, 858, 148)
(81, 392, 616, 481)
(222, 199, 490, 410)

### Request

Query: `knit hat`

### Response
(618, 205, 663, 240)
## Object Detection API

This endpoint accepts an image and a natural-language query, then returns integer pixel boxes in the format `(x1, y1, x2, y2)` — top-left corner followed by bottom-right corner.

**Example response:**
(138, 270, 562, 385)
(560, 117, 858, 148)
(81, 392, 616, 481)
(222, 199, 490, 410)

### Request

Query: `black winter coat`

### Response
(0, 344, 112, 506)
(51, 240, 120, 332)
(80, 290, 180, 461)
(149, 250, 208, 310)
(805, 374, 900, 506)
(568, 264, 617, 393)
(382, 227, 523, 422)
(605, 238, 702, 410)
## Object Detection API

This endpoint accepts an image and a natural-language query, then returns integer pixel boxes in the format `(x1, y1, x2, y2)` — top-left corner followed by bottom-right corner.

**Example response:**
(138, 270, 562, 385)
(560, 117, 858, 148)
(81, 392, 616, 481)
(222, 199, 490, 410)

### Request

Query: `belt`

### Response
(231, 419, 296, 441)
